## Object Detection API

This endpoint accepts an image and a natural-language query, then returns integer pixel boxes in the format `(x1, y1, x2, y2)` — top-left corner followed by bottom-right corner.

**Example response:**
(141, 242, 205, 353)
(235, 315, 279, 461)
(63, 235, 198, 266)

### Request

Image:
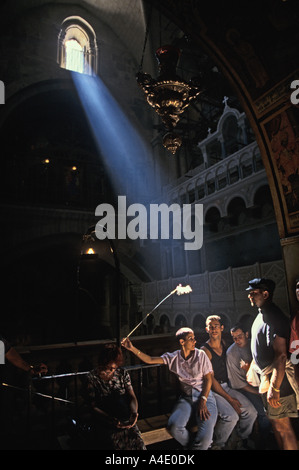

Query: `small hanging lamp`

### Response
(136, 43, 201, 155)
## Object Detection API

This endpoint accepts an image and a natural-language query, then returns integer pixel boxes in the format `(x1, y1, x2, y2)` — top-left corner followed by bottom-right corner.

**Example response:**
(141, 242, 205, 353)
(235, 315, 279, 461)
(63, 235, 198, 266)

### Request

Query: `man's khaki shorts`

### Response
(262, 393, 298, 420)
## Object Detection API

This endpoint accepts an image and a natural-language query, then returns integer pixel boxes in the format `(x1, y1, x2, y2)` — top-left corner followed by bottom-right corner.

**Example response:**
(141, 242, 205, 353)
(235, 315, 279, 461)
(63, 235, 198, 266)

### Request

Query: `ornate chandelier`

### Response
(136, 45, 201, 155)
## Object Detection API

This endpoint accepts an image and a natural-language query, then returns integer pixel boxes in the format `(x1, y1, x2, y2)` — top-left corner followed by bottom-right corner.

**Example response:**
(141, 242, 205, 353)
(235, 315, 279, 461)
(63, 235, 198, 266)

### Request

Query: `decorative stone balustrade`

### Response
(165, 141, 265, 219)
(141, 259, 288, 333)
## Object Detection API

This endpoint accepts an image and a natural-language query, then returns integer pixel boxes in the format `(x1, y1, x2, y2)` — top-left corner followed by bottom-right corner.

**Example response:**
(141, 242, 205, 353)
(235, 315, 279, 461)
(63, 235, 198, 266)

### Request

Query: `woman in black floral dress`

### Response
(85, 343, 146, 450)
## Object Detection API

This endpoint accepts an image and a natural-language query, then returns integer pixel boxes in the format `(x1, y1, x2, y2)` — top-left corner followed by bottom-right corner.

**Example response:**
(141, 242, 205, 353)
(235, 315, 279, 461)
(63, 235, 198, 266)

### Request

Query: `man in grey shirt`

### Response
(226, 323, 272, 447)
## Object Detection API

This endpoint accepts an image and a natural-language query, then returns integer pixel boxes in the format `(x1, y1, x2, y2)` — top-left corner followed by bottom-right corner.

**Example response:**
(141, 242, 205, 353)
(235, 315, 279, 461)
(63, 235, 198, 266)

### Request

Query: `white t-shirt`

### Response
(161, 348, 213, 395)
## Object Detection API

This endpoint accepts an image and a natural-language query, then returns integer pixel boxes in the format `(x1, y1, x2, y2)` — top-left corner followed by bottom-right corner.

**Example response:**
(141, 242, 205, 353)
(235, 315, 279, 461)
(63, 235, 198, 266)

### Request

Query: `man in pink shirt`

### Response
(121, 327, 217, 450)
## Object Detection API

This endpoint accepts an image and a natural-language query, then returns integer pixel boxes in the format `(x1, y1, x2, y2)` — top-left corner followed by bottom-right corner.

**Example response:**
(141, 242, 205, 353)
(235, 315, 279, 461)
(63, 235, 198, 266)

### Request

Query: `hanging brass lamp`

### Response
(136, 44, 201, 155)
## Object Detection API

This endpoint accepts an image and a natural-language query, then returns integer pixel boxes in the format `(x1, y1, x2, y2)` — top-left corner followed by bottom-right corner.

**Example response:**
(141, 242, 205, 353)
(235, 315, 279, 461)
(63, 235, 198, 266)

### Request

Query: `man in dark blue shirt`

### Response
(247, 278, 298, 450)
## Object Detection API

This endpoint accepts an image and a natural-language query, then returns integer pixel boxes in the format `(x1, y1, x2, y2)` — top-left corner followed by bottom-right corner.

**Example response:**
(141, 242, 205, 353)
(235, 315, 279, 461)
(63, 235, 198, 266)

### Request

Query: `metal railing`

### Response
(0, 363, 177, 448)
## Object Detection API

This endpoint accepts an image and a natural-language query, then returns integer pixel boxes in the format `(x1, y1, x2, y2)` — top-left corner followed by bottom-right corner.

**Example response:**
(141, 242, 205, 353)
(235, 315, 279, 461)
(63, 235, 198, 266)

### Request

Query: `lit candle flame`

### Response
(174, 284, 192, 296)
(86, 248, 95, 255)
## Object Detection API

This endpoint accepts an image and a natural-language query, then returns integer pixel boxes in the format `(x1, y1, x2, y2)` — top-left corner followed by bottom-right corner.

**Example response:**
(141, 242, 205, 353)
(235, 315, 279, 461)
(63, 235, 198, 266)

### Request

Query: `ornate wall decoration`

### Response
(262, 105, 299, 234)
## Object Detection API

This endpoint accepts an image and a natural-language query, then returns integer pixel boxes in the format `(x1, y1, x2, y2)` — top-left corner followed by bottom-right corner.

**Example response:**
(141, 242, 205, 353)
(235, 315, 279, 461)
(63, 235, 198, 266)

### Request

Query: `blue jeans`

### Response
(213, 383, 258, 447)
(167, 390, 218, 450)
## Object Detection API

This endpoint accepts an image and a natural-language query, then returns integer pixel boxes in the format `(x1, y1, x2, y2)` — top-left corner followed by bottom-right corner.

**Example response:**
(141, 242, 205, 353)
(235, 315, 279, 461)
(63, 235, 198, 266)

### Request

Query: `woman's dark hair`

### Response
(97, 343, 123, 369)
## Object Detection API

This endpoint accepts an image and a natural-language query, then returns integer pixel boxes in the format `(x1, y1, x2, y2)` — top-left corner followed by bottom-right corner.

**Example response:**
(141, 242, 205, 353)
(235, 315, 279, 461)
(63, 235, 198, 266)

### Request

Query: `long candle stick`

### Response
(125, 284, 192, 339)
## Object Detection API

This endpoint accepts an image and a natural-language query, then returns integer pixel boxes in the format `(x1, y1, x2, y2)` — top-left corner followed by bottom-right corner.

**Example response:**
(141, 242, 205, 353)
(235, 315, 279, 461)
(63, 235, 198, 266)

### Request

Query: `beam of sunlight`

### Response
(71, 71, 199, 285)
(71, 72, 193, 255)
(71, 71, 156, 206)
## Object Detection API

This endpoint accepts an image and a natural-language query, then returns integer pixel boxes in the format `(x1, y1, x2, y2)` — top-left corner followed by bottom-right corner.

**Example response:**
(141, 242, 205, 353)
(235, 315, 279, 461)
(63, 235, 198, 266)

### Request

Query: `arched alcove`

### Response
(205, 206, 221, 232)
(174, 314, 188, 328)
(0, 86, 114, 210)
(227, 197, 247, 226)
(160, 314, 171, 333)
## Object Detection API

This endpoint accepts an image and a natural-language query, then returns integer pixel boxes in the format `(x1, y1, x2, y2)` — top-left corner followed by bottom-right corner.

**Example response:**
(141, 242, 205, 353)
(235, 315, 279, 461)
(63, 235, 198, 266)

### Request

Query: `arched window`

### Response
(57, 16, 98, 75)
(65, 39, 84, 73)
